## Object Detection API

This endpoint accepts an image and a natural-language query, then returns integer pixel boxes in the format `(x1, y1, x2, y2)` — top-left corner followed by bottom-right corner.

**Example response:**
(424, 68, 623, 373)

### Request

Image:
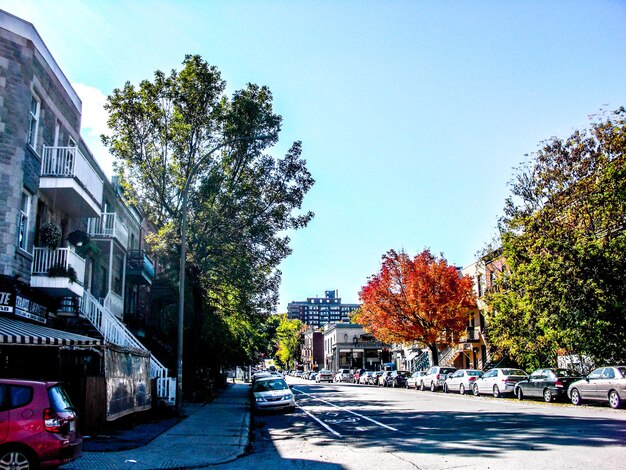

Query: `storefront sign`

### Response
(14, 295, 47, 324)
(0, 291, 13, 313)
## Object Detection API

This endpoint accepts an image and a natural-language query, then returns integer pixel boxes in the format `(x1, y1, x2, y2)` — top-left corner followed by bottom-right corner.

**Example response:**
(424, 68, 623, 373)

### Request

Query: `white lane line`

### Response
(293, 388, 399, 431)
(296, 404, 343, 437)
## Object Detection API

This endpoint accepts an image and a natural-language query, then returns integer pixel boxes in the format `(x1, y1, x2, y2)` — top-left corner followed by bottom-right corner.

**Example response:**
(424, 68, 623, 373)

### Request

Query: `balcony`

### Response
(39, 146, 103, 218)
(460, 327, 482, 343)
(31, 247, 85, 297)
(87, 213, 130, 249)
(126, 250, 155, 285)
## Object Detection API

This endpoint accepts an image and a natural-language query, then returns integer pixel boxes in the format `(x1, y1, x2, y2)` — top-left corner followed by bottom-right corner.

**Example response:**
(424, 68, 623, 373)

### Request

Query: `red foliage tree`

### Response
(356, 249, 476, 365)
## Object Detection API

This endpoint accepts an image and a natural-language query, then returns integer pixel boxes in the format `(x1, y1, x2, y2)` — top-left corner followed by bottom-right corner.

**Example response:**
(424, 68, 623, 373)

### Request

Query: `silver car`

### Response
(406, 371, 427, 389)
(472, 368, 528, 397)
(568, 366, 626, 409)
(444, 369, 483, 395)
(252, 377, 296, 412)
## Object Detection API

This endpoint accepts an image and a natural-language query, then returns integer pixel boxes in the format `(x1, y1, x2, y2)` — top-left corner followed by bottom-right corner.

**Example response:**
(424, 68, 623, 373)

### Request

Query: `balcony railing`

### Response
(40, 146, 103, 217)
(32, 247, 86, 282)
(460, 327, 482, 342)
(126, 250, 155, 285)
(87, 213, 130, 249)
(31, 247, 85, 297)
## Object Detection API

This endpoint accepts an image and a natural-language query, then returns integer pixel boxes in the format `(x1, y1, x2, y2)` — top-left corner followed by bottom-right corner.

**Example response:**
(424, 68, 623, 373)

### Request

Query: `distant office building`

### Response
(287, 290, 360, 327)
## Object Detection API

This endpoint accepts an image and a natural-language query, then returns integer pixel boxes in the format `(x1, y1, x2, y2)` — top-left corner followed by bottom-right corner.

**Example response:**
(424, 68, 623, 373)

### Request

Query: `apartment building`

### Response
(0, 10, 172, 430)
(287, 289, 360, 328)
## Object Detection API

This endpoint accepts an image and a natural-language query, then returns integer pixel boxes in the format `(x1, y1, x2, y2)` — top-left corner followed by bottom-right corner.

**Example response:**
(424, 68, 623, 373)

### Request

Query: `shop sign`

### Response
(15, 295, 47, 324)
(0, 291, 13, 314)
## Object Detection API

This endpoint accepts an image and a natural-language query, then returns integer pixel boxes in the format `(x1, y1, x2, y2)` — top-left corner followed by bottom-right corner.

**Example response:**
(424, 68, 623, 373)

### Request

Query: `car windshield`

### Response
(502, 369, 527, 376)
(554, 369, 580, 377)
(253, 379, 289, 392)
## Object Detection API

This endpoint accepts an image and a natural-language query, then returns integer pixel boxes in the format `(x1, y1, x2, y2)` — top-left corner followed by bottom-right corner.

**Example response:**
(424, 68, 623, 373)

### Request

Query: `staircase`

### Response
(80, 291, 176, 406)
(413, 350, 430, 371)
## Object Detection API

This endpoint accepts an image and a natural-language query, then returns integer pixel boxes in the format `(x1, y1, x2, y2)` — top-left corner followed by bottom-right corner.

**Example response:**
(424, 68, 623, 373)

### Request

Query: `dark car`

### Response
(387, 371, 410, 388)
(0, 379, 82, 469)
(515, 368, 582, 402)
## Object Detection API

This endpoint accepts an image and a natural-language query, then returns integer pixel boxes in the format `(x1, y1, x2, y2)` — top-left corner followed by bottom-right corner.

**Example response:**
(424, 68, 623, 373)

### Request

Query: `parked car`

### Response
(334, 369, 353, 383)
(252, 371, 272, 384)
(252, 376, 296, 413)
(443, 369, 483, 395)
(315, 370, 334, 383)
(353, 369, 367, 384)
(378, 371, 393, 386)
(472, 368, 528, 397)
(407, 371, 427, 389)
(568, 366, 626, 409)
(421, 366, 457, 391)
(309, 372, 318, 381)
(387, 371, 410, 388)
(515, 368, 582, 402)
(0, 379, 82, 469)
(359, 371, 374, 384)
(368, 371, 384, 385)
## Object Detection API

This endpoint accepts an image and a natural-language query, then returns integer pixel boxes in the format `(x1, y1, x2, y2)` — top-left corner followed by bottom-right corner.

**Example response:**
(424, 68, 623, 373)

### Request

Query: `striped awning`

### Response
(0, 316, 101, 346)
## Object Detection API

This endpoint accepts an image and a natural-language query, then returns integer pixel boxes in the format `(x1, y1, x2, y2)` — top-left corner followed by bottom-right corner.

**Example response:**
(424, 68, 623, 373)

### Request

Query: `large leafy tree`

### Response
(356, 249, 476, 365)
(102, 55, 314, 388)
(487, 108, 626, 370)
(275, 315, 304, 369)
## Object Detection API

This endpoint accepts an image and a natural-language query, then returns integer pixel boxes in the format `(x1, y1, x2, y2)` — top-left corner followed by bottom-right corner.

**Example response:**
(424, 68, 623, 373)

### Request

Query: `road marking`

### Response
(297, 404, 342, 437)
(293, 388, 399, 431)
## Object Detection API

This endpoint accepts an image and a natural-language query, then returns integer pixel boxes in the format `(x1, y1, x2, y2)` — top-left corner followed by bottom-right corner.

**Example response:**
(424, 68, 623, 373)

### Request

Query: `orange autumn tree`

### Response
(356, 249, 476, 365)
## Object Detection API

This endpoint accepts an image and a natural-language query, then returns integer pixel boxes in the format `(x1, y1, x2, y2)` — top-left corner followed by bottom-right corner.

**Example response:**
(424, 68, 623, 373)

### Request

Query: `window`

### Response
(10, 386, 33, 409)
(17, 191, 32, 251)
(28, 94, 40, 148)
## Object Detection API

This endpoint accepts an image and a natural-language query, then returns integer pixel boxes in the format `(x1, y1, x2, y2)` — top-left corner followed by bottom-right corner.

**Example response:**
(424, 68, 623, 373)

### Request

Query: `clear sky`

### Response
(6, 1, 626, 312)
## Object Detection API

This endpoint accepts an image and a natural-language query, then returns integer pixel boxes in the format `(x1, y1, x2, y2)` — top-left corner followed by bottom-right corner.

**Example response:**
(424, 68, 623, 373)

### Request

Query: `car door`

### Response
(581, 368, 603, 399)
(0, 384, 8, 442)
(527, 370, 544, 397)
(596, 367, 616, 400)
(479, 370, 497, 393)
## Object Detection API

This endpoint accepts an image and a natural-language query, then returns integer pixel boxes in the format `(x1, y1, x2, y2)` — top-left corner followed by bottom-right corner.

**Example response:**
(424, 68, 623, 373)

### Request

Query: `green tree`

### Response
(275, 315, 303, 369)
(102, 55, 314, 391)
(487, 108, 626, 370)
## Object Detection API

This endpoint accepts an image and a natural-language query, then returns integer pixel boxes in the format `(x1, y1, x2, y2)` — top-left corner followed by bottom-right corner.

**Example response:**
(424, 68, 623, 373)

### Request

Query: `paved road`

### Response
(222, 377, 626, 469)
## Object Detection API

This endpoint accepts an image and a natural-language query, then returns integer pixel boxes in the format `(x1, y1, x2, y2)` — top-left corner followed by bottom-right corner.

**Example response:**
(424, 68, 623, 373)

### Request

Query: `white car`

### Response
(316, 370, 334, 383)
(407, 371, 427, 389)
(420, 366, 457, 391)
(472, 368, 528, 398)
(252, 376, 296, 413)
(443, 369, 483, 395)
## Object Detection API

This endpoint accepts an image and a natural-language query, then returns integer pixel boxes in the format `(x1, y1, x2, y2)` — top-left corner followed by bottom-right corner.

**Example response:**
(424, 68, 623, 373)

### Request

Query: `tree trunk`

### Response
(429, 343, 439, 366)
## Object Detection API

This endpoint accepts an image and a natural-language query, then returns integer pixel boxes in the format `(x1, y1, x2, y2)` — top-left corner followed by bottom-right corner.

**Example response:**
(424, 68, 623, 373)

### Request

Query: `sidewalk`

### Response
(61, 383, 251, 469)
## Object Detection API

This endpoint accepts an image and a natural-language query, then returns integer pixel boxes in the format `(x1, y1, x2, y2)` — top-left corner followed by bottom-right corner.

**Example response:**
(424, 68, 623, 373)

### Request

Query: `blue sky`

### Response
(6, 1, 626, 311)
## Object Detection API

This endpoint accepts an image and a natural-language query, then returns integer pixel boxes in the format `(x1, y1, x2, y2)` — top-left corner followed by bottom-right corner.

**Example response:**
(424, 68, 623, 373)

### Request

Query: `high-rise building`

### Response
(287, 290, 360, 328)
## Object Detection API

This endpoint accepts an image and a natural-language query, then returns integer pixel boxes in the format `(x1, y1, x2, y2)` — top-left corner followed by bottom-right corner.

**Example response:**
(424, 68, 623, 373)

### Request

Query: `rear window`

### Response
(502, 369, 527, 376)
(618, 367, 626, 378)
(440, 368, 456, 374)
(48, 385, 74, 412)
(554, 369, 580, 378)
(467, 371, 482, 377)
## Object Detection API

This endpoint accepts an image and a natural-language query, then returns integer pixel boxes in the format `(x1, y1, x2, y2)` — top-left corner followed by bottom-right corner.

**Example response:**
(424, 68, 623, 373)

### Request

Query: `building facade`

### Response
(300, 327, 323, 371)
(0, 10, 173, 430)
(322, 323, 389, 372)
(287, 289, 360, 328)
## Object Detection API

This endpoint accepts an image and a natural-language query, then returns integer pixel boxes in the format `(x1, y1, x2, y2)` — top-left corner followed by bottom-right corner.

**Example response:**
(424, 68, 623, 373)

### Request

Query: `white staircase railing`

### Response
(80, 290, 176, 405)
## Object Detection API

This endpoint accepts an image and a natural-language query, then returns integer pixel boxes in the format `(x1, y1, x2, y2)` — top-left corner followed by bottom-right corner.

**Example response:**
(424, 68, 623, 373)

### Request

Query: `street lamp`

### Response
(176, 134, 273, 412)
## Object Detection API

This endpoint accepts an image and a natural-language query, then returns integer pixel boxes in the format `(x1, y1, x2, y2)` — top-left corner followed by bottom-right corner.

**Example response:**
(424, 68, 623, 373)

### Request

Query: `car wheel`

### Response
(571, 388, 582, 406)
(420, 381, 425, 391)
(493, 385, 500, 398)
(516, 387, 524, 401)
(459, 384, 466, 395)
(609, 390, 622, 409)
(0, 449, 34, 470)
(443, 383, 449, 393)
(473, 384, 480, 396)
(543, 388, 553, 403)
(430, 381, 436, 392)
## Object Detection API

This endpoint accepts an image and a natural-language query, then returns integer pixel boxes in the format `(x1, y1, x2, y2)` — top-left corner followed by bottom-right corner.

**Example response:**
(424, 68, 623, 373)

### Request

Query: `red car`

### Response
(0, 379, 82, 469)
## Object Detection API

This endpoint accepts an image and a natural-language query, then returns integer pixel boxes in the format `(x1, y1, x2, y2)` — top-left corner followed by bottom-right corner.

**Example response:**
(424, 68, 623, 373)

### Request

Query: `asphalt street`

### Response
(222, 376, 626, 470)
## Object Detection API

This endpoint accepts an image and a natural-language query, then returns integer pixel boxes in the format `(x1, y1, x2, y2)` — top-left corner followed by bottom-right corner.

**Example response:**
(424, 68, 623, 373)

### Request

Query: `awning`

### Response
(0, 316, 101, 346)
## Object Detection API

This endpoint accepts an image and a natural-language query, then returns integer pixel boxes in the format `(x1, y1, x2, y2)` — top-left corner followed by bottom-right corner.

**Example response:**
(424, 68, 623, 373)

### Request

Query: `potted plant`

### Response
(67, 229, 90, 247)
(39, 222, 62, 250)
